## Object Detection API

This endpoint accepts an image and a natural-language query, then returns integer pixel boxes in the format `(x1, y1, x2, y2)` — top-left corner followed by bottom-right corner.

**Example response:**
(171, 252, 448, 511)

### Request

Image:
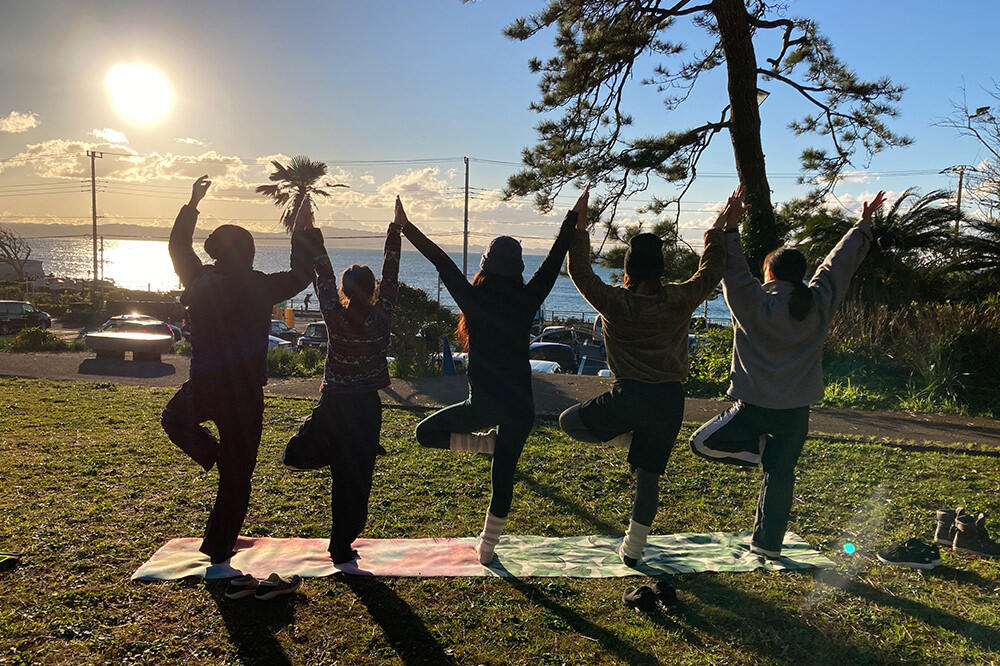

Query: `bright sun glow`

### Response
(105, 63, 174, 125)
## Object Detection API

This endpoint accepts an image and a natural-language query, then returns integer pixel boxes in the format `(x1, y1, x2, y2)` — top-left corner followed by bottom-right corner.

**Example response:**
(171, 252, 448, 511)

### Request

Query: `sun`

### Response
(105, 63, 174, 125)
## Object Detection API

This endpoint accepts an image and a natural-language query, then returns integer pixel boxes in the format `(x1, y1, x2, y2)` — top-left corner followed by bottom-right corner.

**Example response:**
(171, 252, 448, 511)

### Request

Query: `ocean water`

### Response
(26, 237, 733, 322)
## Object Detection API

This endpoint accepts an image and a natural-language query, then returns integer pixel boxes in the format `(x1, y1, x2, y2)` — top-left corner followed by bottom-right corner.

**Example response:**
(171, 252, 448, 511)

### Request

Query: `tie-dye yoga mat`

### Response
(132, 531, 834, 581)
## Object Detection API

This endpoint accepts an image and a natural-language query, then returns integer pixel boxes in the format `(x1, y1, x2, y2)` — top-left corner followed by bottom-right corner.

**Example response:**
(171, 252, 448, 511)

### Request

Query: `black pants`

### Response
(161, 380, 264, 562)
(282, 391, 384, 560)
(414, 388, 534, 519)
(689, 401, 810, 552)
(570, 380, 685, 476)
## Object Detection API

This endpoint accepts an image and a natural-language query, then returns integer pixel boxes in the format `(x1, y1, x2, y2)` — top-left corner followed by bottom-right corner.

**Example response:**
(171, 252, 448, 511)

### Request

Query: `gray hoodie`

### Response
(722, 223, 872, 409)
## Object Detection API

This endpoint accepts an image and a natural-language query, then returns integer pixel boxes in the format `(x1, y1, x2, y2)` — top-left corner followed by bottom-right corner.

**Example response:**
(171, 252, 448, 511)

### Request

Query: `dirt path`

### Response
(3, 351, 1000, 450)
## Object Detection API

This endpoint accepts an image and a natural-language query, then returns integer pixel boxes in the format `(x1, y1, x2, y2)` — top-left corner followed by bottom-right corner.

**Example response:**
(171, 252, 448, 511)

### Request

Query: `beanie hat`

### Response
(624, 233, 664, 281)
(480, 236, 524, 277)
(204, 224, 255, 271)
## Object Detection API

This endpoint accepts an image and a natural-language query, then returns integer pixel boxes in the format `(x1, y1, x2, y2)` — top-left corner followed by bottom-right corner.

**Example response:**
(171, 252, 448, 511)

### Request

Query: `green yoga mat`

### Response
(133, 531, 834, 581)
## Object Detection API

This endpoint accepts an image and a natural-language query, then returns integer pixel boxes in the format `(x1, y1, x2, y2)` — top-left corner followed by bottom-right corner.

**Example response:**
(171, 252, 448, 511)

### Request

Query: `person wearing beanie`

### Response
(690, 188, 885, 560)
(399, 192, 582, 565)
(280, 197, 402, 565)
(559, 185, 731, 567)
(160, 175, 322, 564)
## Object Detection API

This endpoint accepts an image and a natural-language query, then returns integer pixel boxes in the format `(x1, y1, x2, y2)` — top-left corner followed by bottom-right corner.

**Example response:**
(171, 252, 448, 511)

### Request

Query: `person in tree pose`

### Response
(161, 175, 322, 563)
(559, 185, 731, 567)
(689, 188, 886, 559)
(280, 197, 402, 565)
(398, 192, 581, 564)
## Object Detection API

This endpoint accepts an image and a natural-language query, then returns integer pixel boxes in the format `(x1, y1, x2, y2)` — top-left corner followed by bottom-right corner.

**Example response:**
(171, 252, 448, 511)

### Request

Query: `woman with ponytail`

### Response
(280, 197, 402, 565)
(690, 187, 886, 559)
(398, 193, 581, 564)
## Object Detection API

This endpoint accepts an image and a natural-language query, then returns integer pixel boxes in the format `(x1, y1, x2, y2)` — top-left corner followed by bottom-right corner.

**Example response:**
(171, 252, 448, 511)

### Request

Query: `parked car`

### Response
(0, 301, 52, 335)
(100, 315, 175, 339)
(531, 326, 606, 361)
(268, 335, 292, 351)
(101, 314, 180, 341)
(270, 319, 302, 346)
(298, 321, 328, 350)
(529, 359, 561, 374)
(528, 342, 575, 374)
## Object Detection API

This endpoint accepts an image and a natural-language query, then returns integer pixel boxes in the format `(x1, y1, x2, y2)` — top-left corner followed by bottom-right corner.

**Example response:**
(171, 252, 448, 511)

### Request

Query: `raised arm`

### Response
(566, 186, 625, 317)
(525, 189, 583, 307)
(809, 191, 883, 318)
(375, 198, 404, 309)
(398, 198, 473, 307)
(168, 175, 211, 287)
(262, 197, 327, 304)
(719, 185, 768, 320)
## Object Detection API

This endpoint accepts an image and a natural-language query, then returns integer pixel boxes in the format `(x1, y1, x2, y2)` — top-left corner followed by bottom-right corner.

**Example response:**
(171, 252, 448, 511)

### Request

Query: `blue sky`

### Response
(1, 0, 998, 249)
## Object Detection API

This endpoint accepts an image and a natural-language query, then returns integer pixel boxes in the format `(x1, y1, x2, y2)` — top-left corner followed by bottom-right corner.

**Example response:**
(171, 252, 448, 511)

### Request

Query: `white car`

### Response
(268, 335, 292, 350)
(529, 359, 561, 374)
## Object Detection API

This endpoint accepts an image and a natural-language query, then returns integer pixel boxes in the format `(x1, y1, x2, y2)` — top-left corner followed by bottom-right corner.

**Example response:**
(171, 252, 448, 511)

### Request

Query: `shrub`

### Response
(0, 327, 68, 352)
(265, 346, 325, 378)
(685, 327, 732, 398)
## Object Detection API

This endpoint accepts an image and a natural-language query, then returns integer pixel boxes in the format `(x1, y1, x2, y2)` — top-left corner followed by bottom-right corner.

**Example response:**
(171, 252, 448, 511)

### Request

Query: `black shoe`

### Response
(876, 539, 942, 570)
(254, 573, 302, 601)
(622, 585, 657, 612)
(224, 574, 259, 600)
(953, 513, 1000, 558)
(651, 580, 677, 606)
(935, 507, 968, 547)
(330, 547, 359, 565)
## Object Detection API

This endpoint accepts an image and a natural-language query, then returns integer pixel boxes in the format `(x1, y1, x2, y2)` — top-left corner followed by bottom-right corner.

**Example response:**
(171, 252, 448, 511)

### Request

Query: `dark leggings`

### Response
(415, 394, 534, 519)
(161, 380, 264, 562)
(559, 404, 659, 527)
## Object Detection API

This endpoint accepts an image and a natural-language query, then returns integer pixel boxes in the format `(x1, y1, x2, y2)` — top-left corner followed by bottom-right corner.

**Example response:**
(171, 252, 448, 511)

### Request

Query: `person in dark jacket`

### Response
(689, 188, 885, 559)
(398, 192, 583, 564)
(280, 197, 402, 564)
(160, 175, 322, 563)
(559, 185, 729, 566)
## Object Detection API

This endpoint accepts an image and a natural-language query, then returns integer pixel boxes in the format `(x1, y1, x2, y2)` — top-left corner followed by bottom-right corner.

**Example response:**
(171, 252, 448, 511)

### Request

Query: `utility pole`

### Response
(87, 150, 103, 295)
(955, 165, 965, 235)
(463, 156, 469, 278)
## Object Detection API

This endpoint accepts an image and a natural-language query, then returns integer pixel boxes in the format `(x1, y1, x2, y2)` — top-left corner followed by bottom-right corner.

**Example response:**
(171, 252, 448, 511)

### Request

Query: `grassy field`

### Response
(1, 378, 999, 665)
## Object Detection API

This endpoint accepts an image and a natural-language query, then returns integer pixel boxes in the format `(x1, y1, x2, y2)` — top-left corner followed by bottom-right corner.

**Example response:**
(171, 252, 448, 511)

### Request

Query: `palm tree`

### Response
(256, 156, 348, 231)
(794, 189, 958, 304)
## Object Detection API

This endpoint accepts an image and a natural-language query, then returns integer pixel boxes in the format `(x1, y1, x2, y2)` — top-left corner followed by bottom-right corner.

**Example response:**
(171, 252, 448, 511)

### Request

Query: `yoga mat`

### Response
(132, 531, 834, 581)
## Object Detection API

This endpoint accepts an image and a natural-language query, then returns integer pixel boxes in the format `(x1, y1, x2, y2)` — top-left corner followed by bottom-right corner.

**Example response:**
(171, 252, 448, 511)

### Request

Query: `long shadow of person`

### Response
(207, 582, 299, 666)
(341, 575, 457, 665)
(503, 576, 662, 664)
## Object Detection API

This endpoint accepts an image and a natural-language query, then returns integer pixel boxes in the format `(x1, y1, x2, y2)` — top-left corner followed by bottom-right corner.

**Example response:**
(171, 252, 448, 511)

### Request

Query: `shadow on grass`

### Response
(342, 575, 457, 665)
(816, 569, 1000, 653)
(208, 583, 298, 666)
(518, 471, 621, 535)
(679, 573, 897, 664)
(504, 576, 663, 665)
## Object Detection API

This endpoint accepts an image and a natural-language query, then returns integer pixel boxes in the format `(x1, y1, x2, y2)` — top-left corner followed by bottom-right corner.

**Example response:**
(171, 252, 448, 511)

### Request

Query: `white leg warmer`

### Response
(449, 429, 497, 454)
(476, 511, 507, 564)
(618, 520, 651, 562)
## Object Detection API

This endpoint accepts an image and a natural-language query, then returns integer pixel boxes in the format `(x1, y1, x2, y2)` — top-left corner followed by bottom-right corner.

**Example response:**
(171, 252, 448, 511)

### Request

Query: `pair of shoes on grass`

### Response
(876, 539, 943, 570)
(622, 580, 676, 612)
(224, 573, 302, 600)
(936, 507, 1000, 558)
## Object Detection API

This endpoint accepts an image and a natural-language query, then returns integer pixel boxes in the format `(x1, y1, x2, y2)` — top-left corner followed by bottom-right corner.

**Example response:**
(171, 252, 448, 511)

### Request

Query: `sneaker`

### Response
(651, 580, 677, 606)
(622, 585, 657, 612)
(934, 507, 967, 547)
(953, 513, 1000, 558)
(253, 573, 302, 600)
(223, 574, 259, 600)
(876, 539, 942, 569)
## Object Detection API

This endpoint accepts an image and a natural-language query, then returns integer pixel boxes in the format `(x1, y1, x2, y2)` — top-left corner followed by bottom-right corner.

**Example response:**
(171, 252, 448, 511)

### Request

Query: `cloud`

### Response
(91, 128, 128, 144)
(176, 137, 205, 146)
(0, 111, 39, 133)
(360, 173, 375, 185)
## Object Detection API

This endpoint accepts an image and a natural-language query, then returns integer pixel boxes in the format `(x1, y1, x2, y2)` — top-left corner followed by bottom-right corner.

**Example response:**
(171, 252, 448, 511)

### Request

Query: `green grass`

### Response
(1, 378, 1000, 664)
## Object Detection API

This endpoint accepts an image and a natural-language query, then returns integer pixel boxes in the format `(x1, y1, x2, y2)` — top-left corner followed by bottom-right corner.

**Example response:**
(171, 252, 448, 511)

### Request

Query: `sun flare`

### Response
(105, 63, 174, 125)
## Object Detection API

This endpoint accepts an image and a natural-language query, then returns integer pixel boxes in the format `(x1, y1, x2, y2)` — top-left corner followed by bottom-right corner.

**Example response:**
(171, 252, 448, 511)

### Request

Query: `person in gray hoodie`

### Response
(689, 186, 885, 559)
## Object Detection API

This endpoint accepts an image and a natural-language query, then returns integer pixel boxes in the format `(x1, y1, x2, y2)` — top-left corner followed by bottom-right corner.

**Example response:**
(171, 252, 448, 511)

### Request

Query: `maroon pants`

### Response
(161, 380, 264, 562)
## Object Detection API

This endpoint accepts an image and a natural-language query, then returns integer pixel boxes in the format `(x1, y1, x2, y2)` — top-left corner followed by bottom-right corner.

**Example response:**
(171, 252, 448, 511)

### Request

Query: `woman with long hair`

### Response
(559, 186, 731, 567)
(280, 197, 402, 565)
(689, 188, 885, 559)
(398, 192, 582, 564)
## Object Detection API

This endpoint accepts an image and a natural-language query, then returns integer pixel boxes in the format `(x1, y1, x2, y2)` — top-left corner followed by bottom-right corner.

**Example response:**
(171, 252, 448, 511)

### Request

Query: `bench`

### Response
(84, 331, 174, 362)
